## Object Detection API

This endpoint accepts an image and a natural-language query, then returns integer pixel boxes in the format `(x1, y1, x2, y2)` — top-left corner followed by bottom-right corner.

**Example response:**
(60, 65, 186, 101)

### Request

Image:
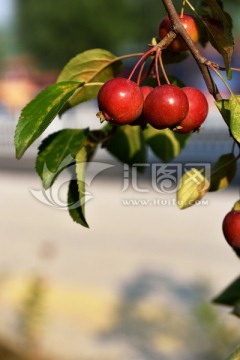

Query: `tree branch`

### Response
(161, 0, 222, 101)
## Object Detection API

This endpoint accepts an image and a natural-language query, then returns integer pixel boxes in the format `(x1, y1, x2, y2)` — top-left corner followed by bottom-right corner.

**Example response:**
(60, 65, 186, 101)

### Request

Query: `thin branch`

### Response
(180, 0, 186, 18)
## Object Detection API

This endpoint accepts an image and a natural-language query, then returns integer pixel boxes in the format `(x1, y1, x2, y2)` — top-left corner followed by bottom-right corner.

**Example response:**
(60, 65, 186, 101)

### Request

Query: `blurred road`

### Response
(0, 167, 240, 359)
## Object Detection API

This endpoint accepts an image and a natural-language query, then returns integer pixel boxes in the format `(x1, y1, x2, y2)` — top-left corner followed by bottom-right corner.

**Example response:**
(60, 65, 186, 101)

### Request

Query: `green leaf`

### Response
(105, 125, 147, 167)
(201, 0, 231, 25)
(68, 146, 89, 228)
(57, 48, 122, 111)
(15, 81, 82, 159)
(230, 96, 240, 144)
(144, 126, 190, 163)
(36, 128, 89, 189)
(215, 99, 230, 126)
(200, 0, 234, 78)
(68, 180, 88, 228)
(213, 276, 240, 307)
(209, 153, 236, 191)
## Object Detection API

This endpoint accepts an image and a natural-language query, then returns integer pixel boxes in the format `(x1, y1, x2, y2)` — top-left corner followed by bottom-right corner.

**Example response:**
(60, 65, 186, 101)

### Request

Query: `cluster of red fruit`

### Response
(97, 79, 208, 133)
(97, 13, 208, 134)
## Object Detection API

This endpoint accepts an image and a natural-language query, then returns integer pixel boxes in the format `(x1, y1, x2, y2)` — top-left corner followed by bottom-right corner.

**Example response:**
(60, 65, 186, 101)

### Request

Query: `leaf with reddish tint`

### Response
(200, 0, 234, 78)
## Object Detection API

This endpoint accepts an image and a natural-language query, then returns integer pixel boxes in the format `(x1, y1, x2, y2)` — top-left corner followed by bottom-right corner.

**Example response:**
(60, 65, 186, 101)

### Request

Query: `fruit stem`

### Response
(184, 0, 196, 13)
(158, 51, 170, 84)
(155, 48, 161, 86)
(128, 47, 156, 81)
(139, 58, 155, 84)
(117, 53, 145, 61)
(180, 0, 186, 18)
(137, 60, 148, 85)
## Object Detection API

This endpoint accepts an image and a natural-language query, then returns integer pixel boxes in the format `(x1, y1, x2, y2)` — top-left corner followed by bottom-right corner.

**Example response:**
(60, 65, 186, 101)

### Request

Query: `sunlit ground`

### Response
(0, 161, 240, 359)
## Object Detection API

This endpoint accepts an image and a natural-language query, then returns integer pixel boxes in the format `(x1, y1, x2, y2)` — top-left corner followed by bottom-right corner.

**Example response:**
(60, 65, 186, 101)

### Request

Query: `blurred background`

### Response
(1, 1, 240, 359)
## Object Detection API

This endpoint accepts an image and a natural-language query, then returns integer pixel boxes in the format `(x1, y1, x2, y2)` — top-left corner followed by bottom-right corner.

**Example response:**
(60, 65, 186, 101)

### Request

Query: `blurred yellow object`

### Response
(0, 78, 37, 110)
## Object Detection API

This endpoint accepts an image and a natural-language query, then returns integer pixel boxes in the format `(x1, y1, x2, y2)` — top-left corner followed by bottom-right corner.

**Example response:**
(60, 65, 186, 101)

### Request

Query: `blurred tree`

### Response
(16, 0, 240, 70)
(16, 0, 166, 69)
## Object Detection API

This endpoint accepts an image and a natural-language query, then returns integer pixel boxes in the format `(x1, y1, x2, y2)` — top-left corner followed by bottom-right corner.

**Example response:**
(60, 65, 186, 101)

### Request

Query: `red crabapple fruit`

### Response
(97, 78, 144, 125)
(159, 14, 199, 52)
(143, 84, 189, 129)
(222, 210, 240, 249)
(176, 87, 209, 133)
